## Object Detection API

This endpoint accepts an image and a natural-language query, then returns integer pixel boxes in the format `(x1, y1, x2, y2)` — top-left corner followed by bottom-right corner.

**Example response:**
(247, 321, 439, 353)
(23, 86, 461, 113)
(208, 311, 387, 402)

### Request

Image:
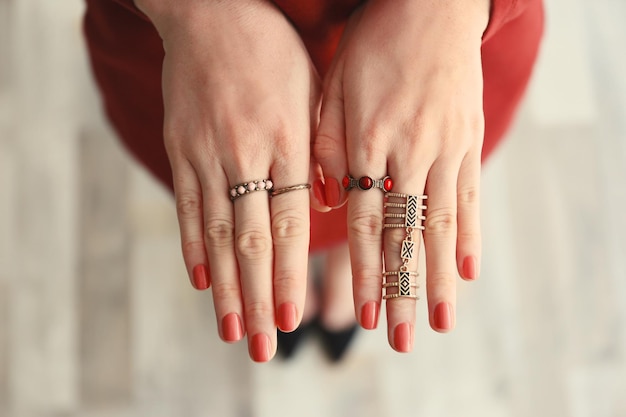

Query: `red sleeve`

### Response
(483, 0, 535, 42)
(111, 0, 150, 21)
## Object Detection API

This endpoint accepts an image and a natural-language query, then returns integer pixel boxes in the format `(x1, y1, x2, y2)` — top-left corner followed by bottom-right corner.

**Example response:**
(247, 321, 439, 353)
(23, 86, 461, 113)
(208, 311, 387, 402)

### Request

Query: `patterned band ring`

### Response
(342, 175, 393, 192)
(229, 178, 274, 201)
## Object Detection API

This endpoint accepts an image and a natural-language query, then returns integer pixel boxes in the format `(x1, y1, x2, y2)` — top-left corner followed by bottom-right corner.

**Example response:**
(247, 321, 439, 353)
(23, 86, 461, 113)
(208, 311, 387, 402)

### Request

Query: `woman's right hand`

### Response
(136, 0, 321, 362)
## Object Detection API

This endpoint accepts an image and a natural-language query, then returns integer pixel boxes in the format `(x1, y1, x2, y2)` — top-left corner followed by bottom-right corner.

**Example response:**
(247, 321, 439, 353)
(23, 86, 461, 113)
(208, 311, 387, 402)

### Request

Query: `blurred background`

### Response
(0, 0, 625, 416)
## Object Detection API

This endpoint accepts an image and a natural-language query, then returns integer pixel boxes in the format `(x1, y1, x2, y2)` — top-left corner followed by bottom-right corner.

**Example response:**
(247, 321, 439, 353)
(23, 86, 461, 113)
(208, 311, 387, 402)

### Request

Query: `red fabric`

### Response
(83, 0, 544, 253)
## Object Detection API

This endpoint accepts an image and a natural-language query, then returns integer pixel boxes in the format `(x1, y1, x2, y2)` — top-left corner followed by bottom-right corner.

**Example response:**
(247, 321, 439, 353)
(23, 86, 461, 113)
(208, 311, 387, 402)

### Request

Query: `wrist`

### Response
(372, 0, 491, 38)
(134, 0, 268, 39)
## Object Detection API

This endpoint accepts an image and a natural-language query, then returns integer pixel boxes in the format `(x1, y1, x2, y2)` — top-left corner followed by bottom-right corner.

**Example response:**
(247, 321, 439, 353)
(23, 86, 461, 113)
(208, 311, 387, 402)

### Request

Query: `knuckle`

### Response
(176, 191, 202, 220)
(457, 230, 481, 243)
(181, 239, 205, 260)
(205, 218, 235, 248)
(235, 228, 271, 260)
(457, 185, 479, 206)
(424, 208, 457, 237)
(360, 124, 388, 165)
(349, 210, 383, 242)
(245, 300, 274, 323)
(273, 272, 300, 289)
(211, 281, 241, 301)
(271, 210, 308, 242)
(428, 271, 456, 290)
(314, 131, 343, 161)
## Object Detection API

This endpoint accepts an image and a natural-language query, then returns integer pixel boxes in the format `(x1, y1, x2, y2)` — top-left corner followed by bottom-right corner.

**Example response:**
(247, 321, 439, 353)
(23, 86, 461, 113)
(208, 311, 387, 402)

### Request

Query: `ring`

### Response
(382, 192, 428, 301)
(270, 183, 311, 197)
(382, 193, 427, 231)
(383, 270, 419, 300)
(229, 178, 274, 201)
(342, 175, 393, 192)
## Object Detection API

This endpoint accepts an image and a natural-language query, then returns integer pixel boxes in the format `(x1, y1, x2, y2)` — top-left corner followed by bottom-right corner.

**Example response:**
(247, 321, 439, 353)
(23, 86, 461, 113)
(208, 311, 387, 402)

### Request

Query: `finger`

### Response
(456, 150, 481, 281)
(232, 181, 277, 362)
(382, 158, 430, 352)
(423, 157, 462, 333)
(269, 167, 310, 333)
(198, 164, 245, 344)
(346, 148, 388, 332)
(172, 158, 211, 291)
(314, 61, 349, 209)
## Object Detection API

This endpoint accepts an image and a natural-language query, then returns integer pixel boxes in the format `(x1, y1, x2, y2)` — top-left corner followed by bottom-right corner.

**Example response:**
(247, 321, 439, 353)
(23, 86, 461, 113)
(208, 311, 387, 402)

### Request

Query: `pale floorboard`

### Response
(0, 0, 625, 416)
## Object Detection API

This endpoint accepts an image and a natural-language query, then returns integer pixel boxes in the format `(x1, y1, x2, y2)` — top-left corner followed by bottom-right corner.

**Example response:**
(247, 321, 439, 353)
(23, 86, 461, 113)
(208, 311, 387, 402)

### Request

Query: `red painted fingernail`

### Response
(250, 333, 272, 362)
(222, 313, 243, 342)
(313, 179, 328, 206)
(277, 303, 297, 332)
(434, 302, 453, 331)
(394, 323, 412, 352)
(462, 256, 478, 280)
(192, 264, 210, 290)
(361, 301, 379, 330)
(324, 177, 341, 207)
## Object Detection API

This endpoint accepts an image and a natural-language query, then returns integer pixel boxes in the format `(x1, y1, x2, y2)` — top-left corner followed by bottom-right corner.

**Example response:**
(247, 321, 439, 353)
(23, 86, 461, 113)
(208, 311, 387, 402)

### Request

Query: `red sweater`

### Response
(83, 0, 544, 252)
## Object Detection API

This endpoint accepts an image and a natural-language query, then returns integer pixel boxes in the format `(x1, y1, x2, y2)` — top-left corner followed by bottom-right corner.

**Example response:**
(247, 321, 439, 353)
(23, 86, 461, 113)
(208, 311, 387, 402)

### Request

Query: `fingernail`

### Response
(462, 256, 478, 280)
(250, 333, 272, 362)
(192, 264, 210, 290)
(324, 177, 341, 207)
(394, 323, 412, 352)
(313, 179, 328, 206)
(434, 302, 453, 331)
(277, 302, 297, 332)
(360, 301, 379, 330)
(222, 313, 243, 342)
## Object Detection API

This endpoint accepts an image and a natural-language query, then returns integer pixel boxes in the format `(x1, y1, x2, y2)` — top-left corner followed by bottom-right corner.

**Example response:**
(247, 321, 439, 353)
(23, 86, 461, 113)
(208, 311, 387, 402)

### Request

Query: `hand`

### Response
(314, 0, 489, 351)
(138, 0, 321, 361)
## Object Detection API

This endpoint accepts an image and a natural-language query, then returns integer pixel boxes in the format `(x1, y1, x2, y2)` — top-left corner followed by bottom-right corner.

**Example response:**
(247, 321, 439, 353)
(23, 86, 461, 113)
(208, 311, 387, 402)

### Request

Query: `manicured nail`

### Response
(394, 323, 412, 352)
(192, 264, 210, 290)
(324, 177, 341, 207)
(250, 333, 272, 362)
(277, 302, 297, 332)
(313, 179, 327, 206)
(222, 313, 243, 342)
(360, 301, 379, 330)
(462, 256, 478, 280)
(434, 302, 453, 331)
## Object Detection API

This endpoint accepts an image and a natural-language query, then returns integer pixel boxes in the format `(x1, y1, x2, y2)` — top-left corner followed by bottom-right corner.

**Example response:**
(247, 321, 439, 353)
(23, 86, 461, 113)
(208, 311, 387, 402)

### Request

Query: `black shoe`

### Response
(317, 322, 358, 362)
(276, 320, 315, 360)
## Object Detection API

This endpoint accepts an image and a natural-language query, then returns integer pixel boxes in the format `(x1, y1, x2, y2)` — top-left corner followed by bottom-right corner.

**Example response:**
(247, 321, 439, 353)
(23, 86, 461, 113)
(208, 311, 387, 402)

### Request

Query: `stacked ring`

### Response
(343, 175, 393, 192)
(381, 192, 428, 300)
(229, 178, 274, 201)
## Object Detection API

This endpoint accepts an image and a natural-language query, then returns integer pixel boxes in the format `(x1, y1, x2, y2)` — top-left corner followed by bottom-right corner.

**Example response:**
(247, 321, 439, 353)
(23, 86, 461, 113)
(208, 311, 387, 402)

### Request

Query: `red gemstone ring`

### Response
(342, 175, 393, 192)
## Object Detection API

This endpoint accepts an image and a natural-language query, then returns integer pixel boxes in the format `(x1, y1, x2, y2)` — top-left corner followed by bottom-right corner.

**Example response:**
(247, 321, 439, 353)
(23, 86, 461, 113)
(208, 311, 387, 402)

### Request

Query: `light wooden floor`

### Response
(1, 0, 625, 416)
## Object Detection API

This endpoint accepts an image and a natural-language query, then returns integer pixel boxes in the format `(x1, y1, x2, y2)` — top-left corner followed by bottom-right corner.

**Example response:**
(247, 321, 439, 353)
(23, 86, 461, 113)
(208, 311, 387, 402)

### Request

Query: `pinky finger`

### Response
(456, 151, 481, 281)
(172, 158, 211, 290)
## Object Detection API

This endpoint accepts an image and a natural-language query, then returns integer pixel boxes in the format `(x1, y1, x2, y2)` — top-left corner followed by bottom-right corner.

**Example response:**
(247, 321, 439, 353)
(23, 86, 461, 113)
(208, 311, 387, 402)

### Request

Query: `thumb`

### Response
(313, 69, 348, 210)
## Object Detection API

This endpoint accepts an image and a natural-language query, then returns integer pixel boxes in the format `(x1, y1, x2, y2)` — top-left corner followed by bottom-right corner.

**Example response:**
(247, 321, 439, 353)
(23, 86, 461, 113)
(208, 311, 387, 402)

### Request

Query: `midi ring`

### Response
(383, 270, 419, 300)
(270, 183, 311, 197)
(229, 178, 274, 201)
(342, 175, 393, 192)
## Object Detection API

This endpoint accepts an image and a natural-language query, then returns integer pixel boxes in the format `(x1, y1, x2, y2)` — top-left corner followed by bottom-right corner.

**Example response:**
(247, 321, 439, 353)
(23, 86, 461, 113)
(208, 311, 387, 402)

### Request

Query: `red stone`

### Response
(342, 175, 350, 189)
(358, 176, 373, 190)
(383, 177, 393, 192)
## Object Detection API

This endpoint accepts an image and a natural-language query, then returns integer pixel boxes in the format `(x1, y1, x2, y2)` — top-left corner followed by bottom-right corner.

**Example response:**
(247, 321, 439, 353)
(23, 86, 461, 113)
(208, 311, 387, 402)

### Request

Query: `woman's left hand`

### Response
(313, 0, 490, 351)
